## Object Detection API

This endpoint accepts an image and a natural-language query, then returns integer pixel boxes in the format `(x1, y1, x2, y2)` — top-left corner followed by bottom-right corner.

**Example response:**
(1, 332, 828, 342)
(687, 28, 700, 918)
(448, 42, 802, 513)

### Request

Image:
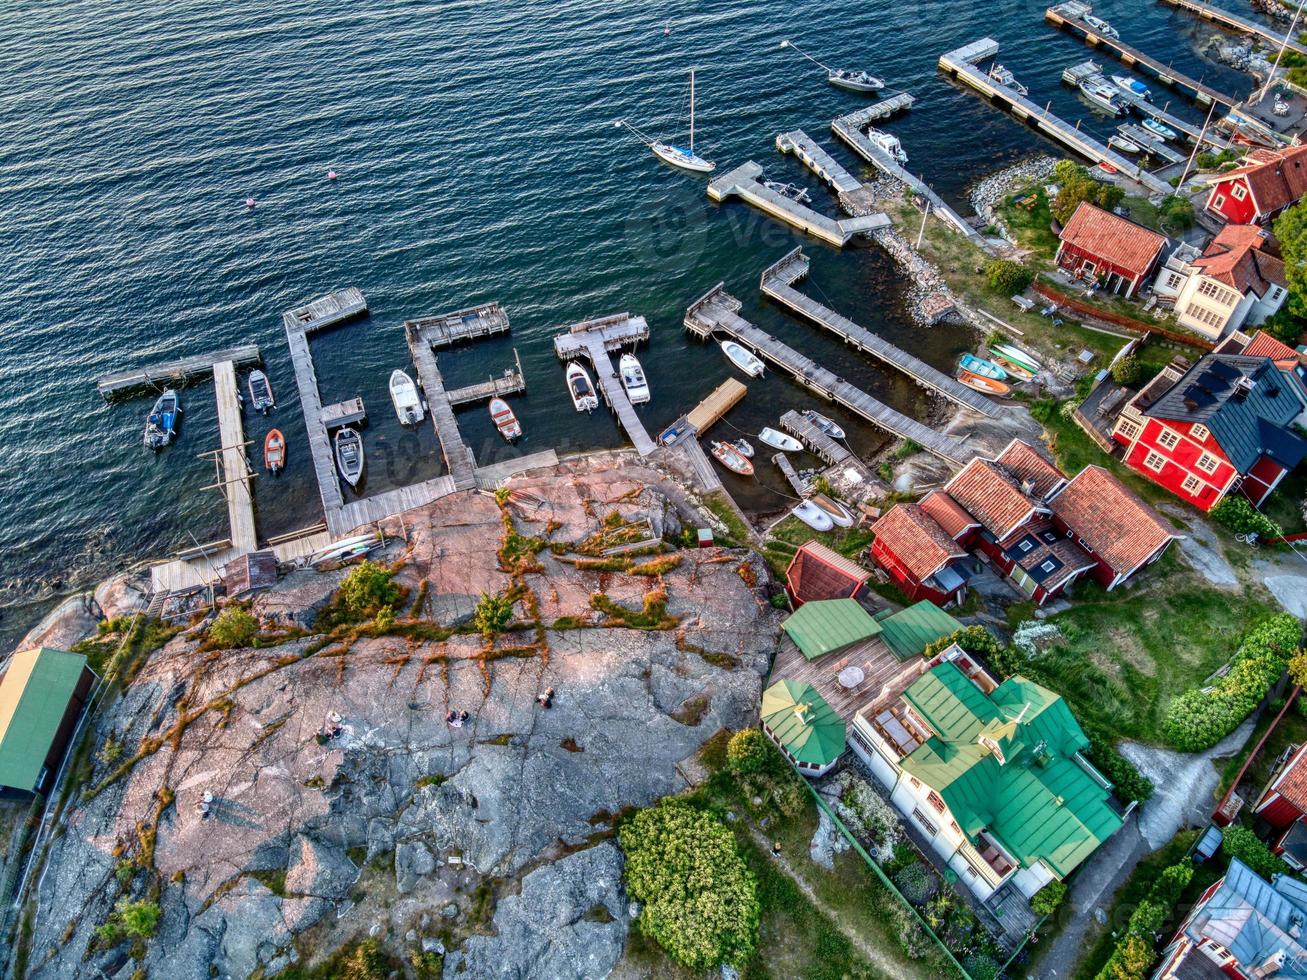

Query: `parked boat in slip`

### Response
(1108, 135, 1141, 155)
(791, 500, 834, 532)
(709, 440, 754, 476)
(489, 397, 522, 442)
(1141, 117, 1178, 141)
(143, 389, 181, 450)
(1084, 14, 1119, 39)
(566, 362, 599, 412)
(264, 428, 286, 474)
(619, 353, 650, 404)
(248, 369, 275, 414)
(959, 353, 1007, 381)
(810, 493, 854, 528)
(1112, 75, 1151, 101)
(389, 369, 424, 425)
(721, 340, 765, 377)
(334, 427, 364, 487)
(957, 370, 1012, 397)
(759, 427, 803, 452)
(803, 409, 845, 440)
(733, 438, 755, 458)
(1078, 78, 1126, 116)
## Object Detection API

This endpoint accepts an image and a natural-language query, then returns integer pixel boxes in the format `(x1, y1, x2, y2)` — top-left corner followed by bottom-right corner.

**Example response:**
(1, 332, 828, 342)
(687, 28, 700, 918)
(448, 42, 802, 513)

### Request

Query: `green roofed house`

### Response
(848, 652, 1123, 916)
(874, 600, 963, 662)
(780, 598, 882, 662)
(0, 648, 96, 796)
(760, 680, 846, 776)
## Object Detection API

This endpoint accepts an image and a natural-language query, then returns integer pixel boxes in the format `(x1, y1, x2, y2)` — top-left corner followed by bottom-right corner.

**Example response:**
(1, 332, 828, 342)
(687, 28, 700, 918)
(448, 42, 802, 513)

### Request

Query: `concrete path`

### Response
(1252, 545, 1307, 619)
(1159, 503, 1238, 589)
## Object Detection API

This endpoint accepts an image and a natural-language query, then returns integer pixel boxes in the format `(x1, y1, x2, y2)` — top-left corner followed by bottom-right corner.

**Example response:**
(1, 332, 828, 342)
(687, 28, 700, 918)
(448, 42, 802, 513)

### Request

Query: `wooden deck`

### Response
(405, 321, 479, 490)
(473, 449, 561, 488)
(938, 38, 1173, 195)
(775, 130, 862, 193)
(321, 397, 366, 428)
(281, 287, 368, 335)
(284, 319, 347, 523)
(447, 366, 526, 407)
(95, 344, 262, 399)
(770, 633, 927, 723)
(762, 249, 999, 417)
(779, 410, 855, 466)
(1159, 0, 1307, 56)
(686, 378, 748, 433)
(333, 475, 458, 533)
(773, 452, 811, 496)
(402, 302, 510, 349)
(707, 161, 889, 247)
(553, 315, 656, 457)
(684, 285, 968, 464)
(211, 361, 258, 554)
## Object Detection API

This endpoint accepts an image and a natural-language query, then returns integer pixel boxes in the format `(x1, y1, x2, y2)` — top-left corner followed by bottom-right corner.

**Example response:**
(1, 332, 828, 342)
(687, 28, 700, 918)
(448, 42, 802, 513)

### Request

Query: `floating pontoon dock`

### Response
(1047, 4, 1238, 108)
(402, 302, 511, 349)
(284, 287, 368, 333)
(446, 351, 527, 407)
(775, 130, 862, 193)
(95, 344, 263, 400)
(707, 161, 890, 247)
(1115, 124, 1185, 163)
(1062, 60, 1233, 149)
(1158, 0, 1307, 56)
(684, 285, 967, 464)
(321, 397, 367, 428)
(938, 38, 1172, 195)
(211, 360, 258, 554)
(778, 410, 855, 467)
(839, 93, 917, 125)
(553, 314, 656, 456)
(761, 249, 999, 417)
(686, 378, 749, 433)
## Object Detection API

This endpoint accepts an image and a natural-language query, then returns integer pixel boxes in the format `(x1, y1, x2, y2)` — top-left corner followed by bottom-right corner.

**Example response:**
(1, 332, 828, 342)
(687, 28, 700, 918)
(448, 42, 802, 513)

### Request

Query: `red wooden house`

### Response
(784, 541, 872, 607)
(868, 502, 970, 606)
(1254, 742, 1307, 830)
(1205, 144, 1307, 226)
(1054, 202, 1168, 298)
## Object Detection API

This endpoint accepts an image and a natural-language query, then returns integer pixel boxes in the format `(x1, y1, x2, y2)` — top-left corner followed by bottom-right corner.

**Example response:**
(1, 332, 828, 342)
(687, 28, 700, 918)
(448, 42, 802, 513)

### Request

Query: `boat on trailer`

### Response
(248, 370, 275, 414)
(566, 362, 599, 412)
(619, 353, 651, 404)
(264, 428, 286, 473)
(389, 369, 425, 425)
(759, 427, 803, 452)
(721, 340, 765, 377)
(489, 397, 522, 442)
(334, 427, 364, 487)
(709, 441, 754, 476)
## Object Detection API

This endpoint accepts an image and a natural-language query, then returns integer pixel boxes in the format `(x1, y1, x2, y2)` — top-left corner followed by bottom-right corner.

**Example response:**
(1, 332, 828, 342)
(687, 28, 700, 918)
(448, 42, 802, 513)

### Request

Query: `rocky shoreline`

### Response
(968, 155, 1059, 247)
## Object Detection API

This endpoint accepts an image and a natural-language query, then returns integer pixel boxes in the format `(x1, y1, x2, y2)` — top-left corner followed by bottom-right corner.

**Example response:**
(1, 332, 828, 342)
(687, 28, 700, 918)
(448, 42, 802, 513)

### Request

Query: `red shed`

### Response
(1254, 742, 1307, 830)
(1054, 202, 1168, 298)
(1205, 144, 1307, 226)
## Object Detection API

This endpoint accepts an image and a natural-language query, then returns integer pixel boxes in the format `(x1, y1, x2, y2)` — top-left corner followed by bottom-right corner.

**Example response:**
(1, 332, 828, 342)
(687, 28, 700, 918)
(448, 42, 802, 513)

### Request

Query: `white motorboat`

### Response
(389, 369, 424, 425)
(791, 500, 834, 532)
(810, 494, 855, 528)
(1078, 79, 1126, 116)
(619, 353, 651, 404)
(866, 126, 907, 164)
(988, 64, 1028, 96)
(780, 40, 883, 92)
(759, 427, 803, 452)
(143, 389, 181, 450)
(803, 410, 845, 440)
(1108, 135, 1141, 154)
(1084, 14, 1120, 39)
(247, 370, 275, 414)
(721, 340, 764, 377)
(1142, 117, 1178, 140)
(1112, 75, 1151, 101)
(489, 397, 522, 442)
(763, 180, 813, 205)
(334, 427, 364, 488)
(619, 68, 715, 174)
(566, 362, 599, 412)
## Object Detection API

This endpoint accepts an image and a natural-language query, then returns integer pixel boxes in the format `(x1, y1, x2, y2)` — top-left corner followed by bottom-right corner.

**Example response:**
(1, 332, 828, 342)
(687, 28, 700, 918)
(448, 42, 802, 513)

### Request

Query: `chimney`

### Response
(1021, 478, 1037, 496)
(1233, 377, 1256, 401)
(1252, 948, 1287, 978)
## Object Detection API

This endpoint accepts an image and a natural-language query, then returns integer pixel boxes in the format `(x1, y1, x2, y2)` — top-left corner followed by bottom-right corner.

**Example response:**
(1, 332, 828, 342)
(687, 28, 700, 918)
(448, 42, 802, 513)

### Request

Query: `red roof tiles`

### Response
(1243, 331, 1302, 364)
(1058, 202, 1168, 277)
(919, 490, 979, 539)
(1048, 465, 1178, 579)
(945, 458, 1043, 541)
(995, 439, 1066, 500)
(870, 504, 968, 582)
(1192, 225, 1287, 298)
(1220, 144, 1307, 217)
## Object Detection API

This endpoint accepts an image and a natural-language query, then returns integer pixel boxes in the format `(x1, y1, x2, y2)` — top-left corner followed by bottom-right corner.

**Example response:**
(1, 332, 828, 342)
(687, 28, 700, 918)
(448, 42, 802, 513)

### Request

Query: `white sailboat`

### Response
(616, 68, 715, 174)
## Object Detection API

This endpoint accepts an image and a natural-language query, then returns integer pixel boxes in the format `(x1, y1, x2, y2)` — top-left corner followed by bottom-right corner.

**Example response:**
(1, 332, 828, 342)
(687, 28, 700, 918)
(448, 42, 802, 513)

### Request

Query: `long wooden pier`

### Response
(402, 302, 511, 349)
(683, 285, 968, 464)
(404, 321, 479, 490)
(1158, 0, 1307, 56)
(776, 130, 862, 194)
(553, 314, 656, 456)
(1047, 4, 1239, 108)
(938, 38, 1172, 195)
(211, 360, 258, 553)
(1062, 60, 1233, 149)
(707, 161, 890, 247)
(778, 410, 855, 467)
(760, 249, 999, 417)
(96, 344, 262, 400)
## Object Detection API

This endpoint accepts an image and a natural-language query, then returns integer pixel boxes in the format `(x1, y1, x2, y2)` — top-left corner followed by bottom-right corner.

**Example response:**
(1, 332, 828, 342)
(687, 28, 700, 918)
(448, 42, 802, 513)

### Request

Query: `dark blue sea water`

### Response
(0, 0, 1264, 643)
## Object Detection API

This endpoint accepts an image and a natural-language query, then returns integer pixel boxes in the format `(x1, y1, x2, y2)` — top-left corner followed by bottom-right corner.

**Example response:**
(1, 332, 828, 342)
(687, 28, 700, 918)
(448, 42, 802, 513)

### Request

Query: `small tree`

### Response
(1111, 354, 1145, 387)
(1158, 195, 1194, 232)
(1289, 648, 1307, 689)
(209, 607, 258, 650)
(1223, 825, 1288, 879)
(473, 592, 514, 637)
(984, 258, 1035, 295)
(338, 561, 401, 621)
(340, 939, 392, 980)
(1263, 308, 1306, 347)
(1031, 879, 1068, 917)
(726, 728, 771, 775)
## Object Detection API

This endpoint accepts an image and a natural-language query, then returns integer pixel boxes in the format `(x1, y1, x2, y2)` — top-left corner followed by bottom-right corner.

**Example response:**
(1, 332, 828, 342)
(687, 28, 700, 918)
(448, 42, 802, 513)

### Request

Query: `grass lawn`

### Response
(768, 515, 874, 557)
(994, 187, 1059, 260)
(1260, 467, 1307, 536)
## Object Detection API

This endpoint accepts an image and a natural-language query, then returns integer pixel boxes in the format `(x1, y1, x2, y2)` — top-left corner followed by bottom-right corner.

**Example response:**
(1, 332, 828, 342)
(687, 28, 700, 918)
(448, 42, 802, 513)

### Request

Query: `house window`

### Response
(912, 808, 939, 837)
(1018, 539, 1034, 553)
(1184, 302, 1227, 330)
(1040, 559, 1057, 573)
(1196, 452, 1219, 474)
(1212, 193, 1226, 210)
(1116, 419, 1141, 441)
(1182, 474, 1202, 495)
(1191, 424, 1209, 442)
(1144, 451, 1166, 473)
(1165, 272, 1184, 290)
(1231, 184, 1247, 201)
(1197, 280, 1237, 306)
(1157, 428, 1180, 450)
(927, 791, 946, 814)
(909, 776, 920, 788)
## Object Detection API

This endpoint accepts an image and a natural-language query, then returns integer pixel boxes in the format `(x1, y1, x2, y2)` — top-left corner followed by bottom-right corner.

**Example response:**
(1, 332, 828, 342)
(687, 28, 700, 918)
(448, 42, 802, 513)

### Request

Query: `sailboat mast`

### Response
(689, 68, 695, 153)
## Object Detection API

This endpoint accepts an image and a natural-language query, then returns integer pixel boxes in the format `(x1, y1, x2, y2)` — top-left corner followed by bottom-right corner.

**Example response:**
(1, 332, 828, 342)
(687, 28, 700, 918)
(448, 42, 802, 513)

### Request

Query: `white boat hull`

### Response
(721, 341, 764, 377)
(619, 354, 651, 404)
(566, 363, 599, 412)
(792, 501, 834, 532)
(652, 142, 715, 173)
(759, 427, 803, 452)
(389, 370, 425, 425)
(811, 494, 854, 528)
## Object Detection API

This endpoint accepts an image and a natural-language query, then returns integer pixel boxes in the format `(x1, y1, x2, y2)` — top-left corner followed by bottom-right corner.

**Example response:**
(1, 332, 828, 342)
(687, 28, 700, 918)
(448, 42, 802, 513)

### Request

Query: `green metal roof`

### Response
(877, 601, 963, 662)
(0, 648, 88, 790)
(780, 598, 882, 661)
(900, 662, 1122, 878)
(760, 680, 846, 768)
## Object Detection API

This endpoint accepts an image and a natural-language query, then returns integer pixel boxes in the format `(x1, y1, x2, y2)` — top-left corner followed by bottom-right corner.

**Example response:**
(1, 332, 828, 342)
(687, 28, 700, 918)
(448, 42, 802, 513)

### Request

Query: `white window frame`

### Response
(912, 807, 939, 837)
(1212, 193, 1227, 210)
(1232, 184, 1247, 201)
(1156, 428, 1180, 450)
(1196, 452, 1219, 475)
(1144, 451, 1166, 473)
(1191, 424, 1209, 442)
(1182, 474, 1202, 495)
(1116, 419, 1141, 441)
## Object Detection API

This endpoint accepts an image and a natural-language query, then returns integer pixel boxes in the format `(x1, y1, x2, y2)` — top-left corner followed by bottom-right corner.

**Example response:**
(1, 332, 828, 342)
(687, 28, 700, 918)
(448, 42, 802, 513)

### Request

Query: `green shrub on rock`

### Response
(1211, 496, 1283, 541)
(209, 607, 258, 650)
(726, 728, 771, 775)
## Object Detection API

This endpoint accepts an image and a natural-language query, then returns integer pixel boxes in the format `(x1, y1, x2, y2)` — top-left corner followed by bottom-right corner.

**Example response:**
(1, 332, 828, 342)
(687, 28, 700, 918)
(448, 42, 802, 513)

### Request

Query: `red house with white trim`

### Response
(1205, 143, 1307, 226)
(1054, 202, 1168, 298)
(1254, 742, 1307, 830)
(869, 502, 971, 606)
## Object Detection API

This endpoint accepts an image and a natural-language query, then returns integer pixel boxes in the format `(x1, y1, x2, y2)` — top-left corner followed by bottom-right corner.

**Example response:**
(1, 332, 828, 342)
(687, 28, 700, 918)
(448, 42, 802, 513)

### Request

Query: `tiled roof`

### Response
(786, 541, 871, 605)
(995, 439, 1066, 500)
(1058, 202, 1168, 276)
(1270, 743, 1307, 814)
(1243, 330, 1304, 364)
(945, 458, 1042, 540)
(1049, 466, 1178, 578)
(919, 491, 979, 539)
(871, 504, 967, 582)
(1219, 144, 1307, 216)
(1192, 224, 1287, 297)
(1005, 525, 1096, 594)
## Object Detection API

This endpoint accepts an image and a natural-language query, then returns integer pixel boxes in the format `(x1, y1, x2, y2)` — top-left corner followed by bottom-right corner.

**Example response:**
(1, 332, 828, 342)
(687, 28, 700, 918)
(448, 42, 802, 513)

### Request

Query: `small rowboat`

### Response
(709, 441, 754, 476)
(1107, 135, 1141, 155)
(989, 351, 1036, 381)
(804, 410, 845, 440)
(992, 343, 1041, 373)
(248, 370, 275, 414)
(810, 494, 854, 528)
(264, 428, 286, 473)
(390, 369, 425, 425)
(1098, 161, 1118, 175)
(334, 427, 364, 487)
(721, 340, 765, 377)
(960, 353, 1007, 381)
(489, 397, 522, 442)
(759, 427, 803, 452)
(733, 438, 755, 458)
(567, 363, 599, 412)
(957, 370, 1012, 397)
(791, 500, 834, 532)
(1142, 117, 1177, 141)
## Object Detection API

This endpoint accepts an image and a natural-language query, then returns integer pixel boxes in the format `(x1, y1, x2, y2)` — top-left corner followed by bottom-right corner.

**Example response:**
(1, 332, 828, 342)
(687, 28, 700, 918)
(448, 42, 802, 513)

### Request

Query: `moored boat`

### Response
(1108, 135, 1141, 154)
(810, 494, 854, 528)
(988, 64, 1028, 96)
(709, 441, 754, 476)
(334, 427, 364, 487)
(1078, 78, 1126, 116)
(1084, 14, 1120, 39)
(264, 428, 286, 473)
(759, 427, 803, 452)
(959, 353, 1008, 381)
(1112, 75, 1151, 101)
(1141, 117, 1178, 141)
(866, 126, 907, 164)
(993, 342, 1042, 373)
(389, 369, 425, 425)
(489, 397, 522, 441)
(988, 350, 1036, 380)
(803, 409, 845, 440)
(143, 389, 181, 450)
(732, 438, 755, 458)
(721, 340, 765, 377)
(791, 500, 834, 532)
(566, 362, 599, 412)
(248, 370, 275, 414)
(763, 180, 813, 205)
(619, 353, 651, 404)
(957, 370, 1013, 397)
(828, 68, 884, 92)
(623, 67, 714, 174)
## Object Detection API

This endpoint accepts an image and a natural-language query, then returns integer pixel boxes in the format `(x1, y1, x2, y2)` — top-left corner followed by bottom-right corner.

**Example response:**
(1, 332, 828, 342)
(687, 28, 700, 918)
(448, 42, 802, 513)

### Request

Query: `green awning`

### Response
(0, 648, 88, 791)
(761, 680, 846, 768)
(878, 601, 963, 661)
(780, 598, 882, 661)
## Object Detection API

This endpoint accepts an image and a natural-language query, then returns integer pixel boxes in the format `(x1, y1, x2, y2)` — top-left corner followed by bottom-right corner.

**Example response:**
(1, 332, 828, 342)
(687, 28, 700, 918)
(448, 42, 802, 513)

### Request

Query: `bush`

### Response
(1211, 495, 1283, 541)
(1051, 161, 1125, 225)
(1111, 354, 1145, 387)
(1158, 195, 1194, 232)
(209, 607, 258, 650)
(619, 799, 759, 970)
(963, 953, 1000, 980)
(1262, 308, 1305, 347)
(340, 939, 394, 980)
(984, 258, 1035, 295)
(892, 861, 938, 905)
(726, 728, 771, 775)
(96, 898, 161, 944)
(1085, 727, 1154, 802)
(1096, 860, 1193, 979)
(321, 561, 402, 626)
(472, 592, 514, 636)
(1222, 825, 1289, 880)
(1031, 879, 1068, 917)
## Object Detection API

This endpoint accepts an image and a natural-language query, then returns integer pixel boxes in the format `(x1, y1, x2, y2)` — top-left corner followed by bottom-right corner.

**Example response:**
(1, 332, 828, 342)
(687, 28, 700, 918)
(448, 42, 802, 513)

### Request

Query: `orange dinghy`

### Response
(264, 428, 287, 473)
(957, 370, 1011, 397)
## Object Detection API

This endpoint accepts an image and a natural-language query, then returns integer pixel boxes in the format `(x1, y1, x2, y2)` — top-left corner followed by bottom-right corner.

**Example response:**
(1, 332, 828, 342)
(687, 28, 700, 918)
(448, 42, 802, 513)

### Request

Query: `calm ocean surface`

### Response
(0, 0, 1261, 644)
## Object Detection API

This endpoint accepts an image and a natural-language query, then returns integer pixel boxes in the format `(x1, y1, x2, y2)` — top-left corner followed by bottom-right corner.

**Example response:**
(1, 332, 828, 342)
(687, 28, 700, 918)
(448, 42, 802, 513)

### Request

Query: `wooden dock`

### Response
(830, 110, 981, 240)
(402, 302, 511, 349)
(779, 410, 855, 467)
(1046, 4, 1239, 108)
(1158, 0, 1307, 56)
(473, 449, 560, 489)
(1116, 123, 1185, 163)
(284, 311, 347, 525)
(761, 249, 999, 417)
(211, 360, 258, 553)
(333, 475, 459, 532)
(446, 355, 527, 407)
(938, 39, 1172, 195)
(840, 92, 917, 125)
(684, 285, 968, 464)
(1061, 60, 1233, 149)
(321, 397, 366, 428)
(404, 320, 479, 489)
(707, 161, 890, 247)
(776, 130, 862, 193)
(773, 452, 811, 497)
(96, 344, 262, 400)
(282, 287, 368, 335)
(553, 314, 656, 457)
(686, 378, 749, 433)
